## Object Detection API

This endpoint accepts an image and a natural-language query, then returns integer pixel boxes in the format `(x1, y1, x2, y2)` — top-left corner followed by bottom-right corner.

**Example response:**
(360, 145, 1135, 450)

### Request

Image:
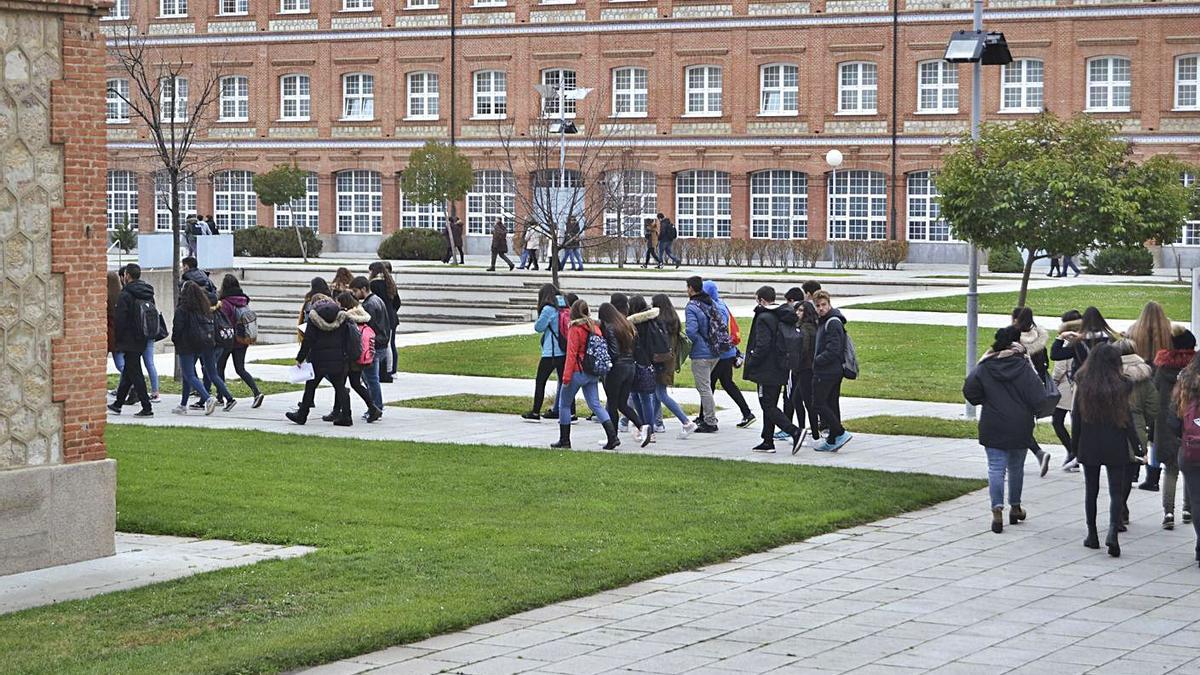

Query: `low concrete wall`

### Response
(907, 242, 972, 265)
(1156, 245, 1200, 274)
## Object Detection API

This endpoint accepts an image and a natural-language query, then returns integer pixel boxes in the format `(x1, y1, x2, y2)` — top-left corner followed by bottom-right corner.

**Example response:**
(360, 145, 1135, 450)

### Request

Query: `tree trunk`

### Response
(293, 224, 309, 263)
(549, 227, 560, 289)
(1172, 243, 1183, 283)
(170, 169, 182, 381)
(1017, 249, 1037, 308)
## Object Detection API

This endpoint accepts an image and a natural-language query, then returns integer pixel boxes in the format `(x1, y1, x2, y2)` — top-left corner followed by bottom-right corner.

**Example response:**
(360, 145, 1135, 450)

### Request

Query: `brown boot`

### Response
(991, 507, 1004, 534)
(1009, 505, 1026, 525)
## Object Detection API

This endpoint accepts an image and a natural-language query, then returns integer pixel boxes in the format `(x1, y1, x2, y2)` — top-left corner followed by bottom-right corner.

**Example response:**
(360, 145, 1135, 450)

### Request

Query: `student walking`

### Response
(641, 217, 662, 268)
(1154, 327, 1196, 529)
(523, 223, 542, 271)
(785, 296, 821, 447)
(216, 275, 263, 408)
(298, 277, 332, 342)
(812, 290, 852, 452)
(1118, 338, 1159, 526)
(560, 216, 584, 271)
(171, 281, 234, 415)
(963, 326, 1046, 533)
(702, 280, 756, 428)
(352, 276, 389, 416)
(330, 267, 355, 294)
(108, 264, 156, 417)
(656, 213, 680, 268)
(1013, 307, 1053, 477)
(629, 295, 664, 447)
(181, 256, 217, 303)
(286, 296, 358, 426)
(598, 301, 645, 441)
(327, 292, 383, 423)
(553, 299, 619, 450)
(1074, 343, 1143, 558)
(745, 286, 804, 454)
(488, 217, 516, 272)
(1061, 253, 1082, 277)
(685, 276, 728, 433)
(106, 271, 123, 389)
(1127, 301, 1174, 490)
(1167, 354, 1200, 568)
(443, 216, 466, 265)
(1047, 255, 1062, 277)
(368, 262, 401, 383)
(1051, 306, 1119, 470)
(651, 294, 697, 439)
(524, 284, 571, 421)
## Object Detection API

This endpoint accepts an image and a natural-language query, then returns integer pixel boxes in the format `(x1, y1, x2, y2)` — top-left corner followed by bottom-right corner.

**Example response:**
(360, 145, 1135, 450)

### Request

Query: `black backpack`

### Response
(775, 320, 802, 373)
(643, 319, 671, 363)
(191, 312, 215, 349)
(213, 310, 236, 348)
(132, 297, 159, 341)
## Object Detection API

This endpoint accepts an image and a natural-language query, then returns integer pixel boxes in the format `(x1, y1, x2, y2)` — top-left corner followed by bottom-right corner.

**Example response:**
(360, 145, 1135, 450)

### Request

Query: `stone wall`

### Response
(0, 0, 114, 577)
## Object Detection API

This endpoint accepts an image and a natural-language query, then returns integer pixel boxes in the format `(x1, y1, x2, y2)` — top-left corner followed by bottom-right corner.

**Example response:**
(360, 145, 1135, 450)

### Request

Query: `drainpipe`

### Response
(889, 0, 898, 241)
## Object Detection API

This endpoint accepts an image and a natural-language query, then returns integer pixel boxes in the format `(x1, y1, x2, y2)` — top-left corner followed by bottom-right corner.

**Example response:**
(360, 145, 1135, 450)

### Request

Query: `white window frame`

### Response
(611, 66, 649, 118)
(279, 74, 311, 121)
(159, 76, 188, 123)
(473, 70, 508, 119)
(280, 0, 310, 12)
(759, 63, 799, 116)
(342, 0, 373, 10)
(750, 170, 807, 239)
(407, 0, 438, 7)
(341, 73, 375, 121)
(472, 0, 506, 6)
(827, 169, 887, 241)
(107, 170, 139, 231)
(906, 171, 956, 242)
(400, 192, 446, 230)
(159, 0, 188, 17)
(106, 0, 131, 19)
(219, 75, 250, 122)
(1000, 58, 1044, 113)
(219, 0, 249, 15)
(1183, 173, 1199, 246)
(675, 170, 731, 238)
(274, 172, 319, 230)
(540, 68, 578, 119)
(684, 65, 722, 117)
(336, 171, 383, 234)
(466, 170, 515, 235)
(603, 170, 657, 236)
(107, 78, 130, 124)
(838, 62, 878, 114)
(1086, 56, 1132, 113)
(213, 170, 258, 230)
(1175, 55, 1199, 111)
(916, 60, 959, 114)
(406, 71, 440, 120)
(153, 171, 197, 232)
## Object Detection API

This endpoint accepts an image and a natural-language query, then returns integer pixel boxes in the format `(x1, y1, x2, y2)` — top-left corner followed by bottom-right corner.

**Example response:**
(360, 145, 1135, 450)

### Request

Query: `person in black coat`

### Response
(964, 326, 1046, 534)
(745, 286, 804, 454)
(181, 256, 217, 304)
(109, 263, 156, 416)
(1074, 343, 1144, 557)
(171, 280, 232, 416)
(1153, 328, 1196, 529)
(812, 290, 850, 452)
(1050, 306, 1118, 471)
(286, 298, 359, 426)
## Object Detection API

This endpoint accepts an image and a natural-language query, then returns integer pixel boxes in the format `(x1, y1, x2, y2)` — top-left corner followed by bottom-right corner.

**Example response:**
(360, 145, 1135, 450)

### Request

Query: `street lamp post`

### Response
(534, 83, 591, 253)
(826, 149, 843, 266)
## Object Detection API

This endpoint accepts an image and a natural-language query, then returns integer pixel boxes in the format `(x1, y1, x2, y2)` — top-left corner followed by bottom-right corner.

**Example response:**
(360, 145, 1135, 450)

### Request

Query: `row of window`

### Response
(106, 56, 1200, 125)
(108, 0, 442, 20)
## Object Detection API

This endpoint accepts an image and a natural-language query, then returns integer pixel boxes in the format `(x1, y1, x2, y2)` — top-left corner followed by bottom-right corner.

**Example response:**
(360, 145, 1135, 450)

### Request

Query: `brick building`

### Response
(103, 0, 1200, 260)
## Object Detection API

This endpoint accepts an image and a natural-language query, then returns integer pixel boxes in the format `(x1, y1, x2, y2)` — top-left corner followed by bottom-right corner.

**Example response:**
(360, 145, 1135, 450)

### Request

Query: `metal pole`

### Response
(559, 86, 566, 240)
(965, 0, 982, 419)
(1192, 266, 1199, 340)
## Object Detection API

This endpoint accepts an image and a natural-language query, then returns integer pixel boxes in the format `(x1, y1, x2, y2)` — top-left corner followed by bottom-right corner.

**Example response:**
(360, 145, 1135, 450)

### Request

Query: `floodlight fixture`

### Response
(944, 30, 1012, 65)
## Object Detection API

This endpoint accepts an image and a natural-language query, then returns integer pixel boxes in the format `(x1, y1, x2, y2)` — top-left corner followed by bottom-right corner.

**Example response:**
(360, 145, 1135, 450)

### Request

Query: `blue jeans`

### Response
(658, 240, 680, 265)
(559, 371, 608, 425)
(362, 348, 385, 410)
(124, 338, 159, 392)
(986, 447, 1027, 509)
(1149, 441, 1161, 469)
(177, 352, 210, 405)
(199, 348, 233, 402)
(518, 249, 529, 268)
(633, 391, 657, 431)
(560, 248, 583, 271)
(656, 383, 689, 424)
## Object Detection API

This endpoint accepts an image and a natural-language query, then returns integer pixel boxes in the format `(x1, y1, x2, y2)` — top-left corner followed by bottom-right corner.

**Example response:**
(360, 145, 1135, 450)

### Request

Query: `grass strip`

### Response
(850, 415, 1062, 446)
(855, 284, 1189, 321)
(389, 393, 704, 416)
(105, 374, 303, 399)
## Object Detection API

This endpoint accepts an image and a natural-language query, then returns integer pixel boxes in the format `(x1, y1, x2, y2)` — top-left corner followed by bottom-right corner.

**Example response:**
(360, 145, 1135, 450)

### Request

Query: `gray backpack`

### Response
(828, 317, 859, 380)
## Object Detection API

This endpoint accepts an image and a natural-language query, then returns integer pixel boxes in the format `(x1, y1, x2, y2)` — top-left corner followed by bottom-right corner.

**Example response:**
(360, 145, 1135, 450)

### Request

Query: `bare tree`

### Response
(108, 27, 225, 298)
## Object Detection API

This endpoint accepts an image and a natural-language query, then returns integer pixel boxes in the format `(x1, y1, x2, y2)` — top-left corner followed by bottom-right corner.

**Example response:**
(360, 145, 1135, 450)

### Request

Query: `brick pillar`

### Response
(319, 172, 336, 237)
(810, 171, 829, 242)
(729, 172, 749, 240)
(380, 172, 398, 236)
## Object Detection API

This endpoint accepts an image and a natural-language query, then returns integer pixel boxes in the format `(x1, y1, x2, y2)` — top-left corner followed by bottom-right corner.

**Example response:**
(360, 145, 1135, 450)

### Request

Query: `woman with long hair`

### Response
(597, 301, 645, 440)
(1052, 306, 1118, 470)
(1051, 309, 1082, 468)
(1012, 307, 1053, 476)
(628, 295, 662, 446)
(368, 261, 401, 383)
(217, 274, 264, 408)
(1155, 326, 1196, 529)
(524, 283, 571, 421)
(651, 294, 697, 438)
(1170, 353, 1200, 567)
(1127, 300, 1174, 490)
(106, 271, 123, 396)
(330, 291, 382, 423)
(299, 277, 331, 342)
(793, 298, 821, 446)
(1074, 343, 1143, 557)
(553, 299, 618, 450)
(172, 281, 234, 415)
(330, 267, 355, 294)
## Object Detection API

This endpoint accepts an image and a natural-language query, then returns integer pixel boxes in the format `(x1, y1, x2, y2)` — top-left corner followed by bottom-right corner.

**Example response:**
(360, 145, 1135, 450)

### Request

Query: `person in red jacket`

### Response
(554, 299, 620, 450)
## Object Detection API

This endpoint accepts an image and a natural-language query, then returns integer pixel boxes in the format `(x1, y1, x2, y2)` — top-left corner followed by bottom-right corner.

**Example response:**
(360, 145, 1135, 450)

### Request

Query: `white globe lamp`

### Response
(825, 149, 843, 168)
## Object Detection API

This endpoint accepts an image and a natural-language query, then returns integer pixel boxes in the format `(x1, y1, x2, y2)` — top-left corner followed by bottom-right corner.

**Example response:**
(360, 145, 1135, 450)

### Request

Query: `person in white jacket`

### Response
(524, 223, 542, 271)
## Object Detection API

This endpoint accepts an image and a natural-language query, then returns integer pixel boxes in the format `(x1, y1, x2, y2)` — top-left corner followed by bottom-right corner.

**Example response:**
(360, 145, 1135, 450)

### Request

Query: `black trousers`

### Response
(1182, 467, 1200, 561)
(758, 384, 798, 441)
(1052, 408, 1073, 455)
(1048, 258, 1061, 276)
(813, 374, 845, 442)
(443, 242, 464, 264)
(788, 369, 818, 434)
(533, 355, 571, 414)
(114, 349, 150, 411)
(604, 360, 642, 428)
(525, 249, 540, 270)
(300, 366, 349, 416)
(644, 245, 661, 266)
(334, 368, 374, 416)
(490, 251, 514, 269)
(710, 356, 752, 418)
(1084, 463, 1127, 535)
(219, 346, 260, 397)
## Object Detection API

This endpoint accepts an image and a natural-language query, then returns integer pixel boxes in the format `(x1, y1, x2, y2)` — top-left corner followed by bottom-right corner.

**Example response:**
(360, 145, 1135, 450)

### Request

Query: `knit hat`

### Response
(1171, 324, 1196, 351)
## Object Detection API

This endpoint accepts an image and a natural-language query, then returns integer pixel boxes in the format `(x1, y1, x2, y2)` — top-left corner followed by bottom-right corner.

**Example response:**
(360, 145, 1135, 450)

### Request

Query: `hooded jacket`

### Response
(534, 297, 568, 358)
(360, 291, 391, 348)
(685, 292, 720, 360)
(297, 302, 359, 371)
(1122, 353, 1159, 458)
(1153, 348, 1195, 468)
(701, 281, 739, 358)
(630, 307, 662, 368)
(659, 217, 677, 242)
(1020, 325, 1050, 380)
(745, 303, 799, 387)
(114, 279, 156, 353)
(563, 317, 601, 385)
(963, 344, 1045, 449)
(491, 221, 509, 254)
(813, 308, 848, 380)
(218, 293, 249, 334)
(182, 267, 217, 304)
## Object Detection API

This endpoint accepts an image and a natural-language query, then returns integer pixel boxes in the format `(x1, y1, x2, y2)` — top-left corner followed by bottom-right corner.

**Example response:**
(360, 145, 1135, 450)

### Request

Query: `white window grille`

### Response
(108, 0, 130, 19)
(906, 171, 955, 242)
(675, 170, 731, 238)
(159, 76, 188, 122)
(473, 70, 507, 118)
(281, 0, 310, 12)
(400, 193, 446, 230)
(759, 64, 798, 115)
(1183, 173, 1199, 245)
(541, 68, 578, 118)
(1001, 59, 1044, 112)
(153, 171, 197, 232)
(160, 0, 187, 17)
(280, 74, 311, 120)
(336, 171, 383, 234)
(1176, 55, 1199, 111)
(407, 72, 439, 119)
(917, 60, 958, 113)
(466, 170, 515, 234)
(107, 78, 129, 123)
(684, 65, 722, 116)
(107, 170, 138, 231)
(828, 169, 887, 240)
(219, 76, 250, 122)
(213, 170, 257, 230)
(603, 170, 657, 236)
(274, 172, 319, 230)
(342, 73, 375, 120)
(1086, 56, 1132, 112)
(838, 62, 877, 114)
(220, 0, 248, 14)
(750, 170, 807, 239)
(612, 67, 648, 117)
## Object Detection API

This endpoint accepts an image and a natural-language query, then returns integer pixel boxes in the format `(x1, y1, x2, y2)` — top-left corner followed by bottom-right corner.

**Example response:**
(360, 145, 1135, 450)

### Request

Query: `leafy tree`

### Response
(1122, 154, 1200, 281)
(111, 215, 137, 260)
(401, 140, 473, 223)
(937, 113, 1137, 306)
(253, 164, 312, 262)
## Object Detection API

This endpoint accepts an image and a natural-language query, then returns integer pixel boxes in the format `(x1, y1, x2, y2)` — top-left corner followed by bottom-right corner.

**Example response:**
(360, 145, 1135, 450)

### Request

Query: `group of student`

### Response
(966, 301, 1200, 566)
(522, 277, 855, 454)
(482, 212, 684, 274)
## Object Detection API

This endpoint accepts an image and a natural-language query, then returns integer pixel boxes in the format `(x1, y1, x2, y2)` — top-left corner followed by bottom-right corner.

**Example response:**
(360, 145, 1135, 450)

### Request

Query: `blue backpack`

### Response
(582, 331, 612, 377)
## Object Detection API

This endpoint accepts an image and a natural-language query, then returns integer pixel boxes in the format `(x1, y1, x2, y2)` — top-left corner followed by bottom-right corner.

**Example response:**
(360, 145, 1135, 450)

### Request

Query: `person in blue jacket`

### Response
(685, 276, 721, 433)
(524, 284, 574, 421)
(702, 280, 756, 428)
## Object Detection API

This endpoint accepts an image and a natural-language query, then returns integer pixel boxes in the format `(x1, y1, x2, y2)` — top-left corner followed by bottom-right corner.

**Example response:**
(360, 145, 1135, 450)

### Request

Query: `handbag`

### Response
(1035, 372, 1061, 419)
(633, 363, 656, 392)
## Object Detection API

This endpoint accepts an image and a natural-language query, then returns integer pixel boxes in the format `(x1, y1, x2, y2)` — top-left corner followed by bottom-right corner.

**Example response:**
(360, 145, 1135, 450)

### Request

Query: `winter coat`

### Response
(296, 294, 328, 343)
(107, 295, 118, 354)
(685, 293, 719, 360)
(797, 320, 817, 373)
(1020, 325, 1050, 381)
(1123, 353, 1159, 460)
(491, 221, 509, 254)
(563, 317, 601, 385)
(601, 321, 635, 364)
(659, 217, 677, 242)
(360, 292, 391, 348)
(535, 301, 567, 358)
(170, 306, 214, 355)
(114, 279, 155, 353)
(1052, 359, 1075, 411)
(745, 303, 799, 387)
(644, 219, 660, 248)
(524, 228, 541, 251)
(182, 267, 217, 304)
(630, 307, 661, 367)
(564, 220, 581, 249)
(218, 293, 249, 339)
(450, 219, 465, 249)
(1050, 319, 1116, 375)
(343, 304, 372, 372)
(656, 321, 683, 387)
(1077, 411, 1142, 468)
(368, 276, 398, 338)
(701, 281, 738, 359)
(962, 345, 1045, 450)
(296, 302, 358, 372)
(1153, 348, 1195, 469)
(813, 308, 848, 380)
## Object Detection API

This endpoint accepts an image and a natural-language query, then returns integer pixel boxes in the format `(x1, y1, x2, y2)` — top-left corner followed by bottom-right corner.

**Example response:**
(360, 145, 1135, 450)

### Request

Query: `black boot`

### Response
(366, 405, 382, 423)
(322, 410, 337, 422)
(550, 424, 571, 449)
(286, 406, 310, 425)
(1084, 526, 1100, 549)
(1138, 466, 1161, 492)
(602, 420, 621, 450)
(333, 413, 353, 427)
(1106, 527, 1121, 557)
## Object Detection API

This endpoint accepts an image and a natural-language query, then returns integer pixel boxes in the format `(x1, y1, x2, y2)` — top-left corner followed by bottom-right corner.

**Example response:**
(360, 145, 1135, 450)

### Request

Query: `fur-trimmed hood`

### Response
(1019, 326, 1049, 355)
(979, 342, 1029, 365)
(343, 304, 371, 324)
(1121, 353, 1153, 383)
(1057, 319, 1081, 334)
(307, 304, 347, 331)
(1155, 348, 1196, 371)
(628, 307, 660, 325)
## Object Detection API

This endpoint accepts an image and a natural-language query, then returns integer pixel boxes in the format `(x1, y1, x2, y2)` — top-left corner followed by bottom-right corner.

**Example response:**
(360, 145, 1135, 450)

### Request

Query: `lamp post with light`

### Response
(825, 149, 843, 265)
(533, 82, 592, 246)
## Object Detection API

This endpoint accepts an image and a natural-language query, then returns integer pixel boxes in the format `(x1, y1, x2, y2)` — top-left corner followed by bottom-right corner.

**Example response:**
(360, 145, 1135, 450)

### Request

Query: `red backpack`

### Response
(1181, 402, 1200, 470)
(555, 307, 570, 353)
(358, 324, 376, 366)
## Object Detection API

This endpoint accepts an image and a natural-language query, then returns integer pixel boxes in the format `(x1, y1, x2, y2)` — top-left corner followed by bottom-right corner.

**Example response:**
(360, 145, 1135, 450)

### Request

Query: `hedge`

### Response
(986, 246, 1024, 273)
(1085, 246, 1154, 276)
(377, 229, 445, 260)
(233, 226, 323, 258)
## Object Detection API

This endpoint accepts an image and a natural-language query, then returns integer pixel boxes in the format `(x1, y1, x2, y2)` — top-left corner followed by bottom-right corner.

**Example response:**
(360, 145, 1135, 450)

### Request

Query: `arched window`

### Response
(827, 170, 886, 240)
(106, 78, 129, 123)
(750, 170, 807, 239)
(400, 189, 446, 230)
(280, 74, 311, 120)
(759, 64, 798, 115)
(219, 75, 250, 122)
(467, 170, 515, 235)
(473, 70, 507, 119)
(917, 60, 958, 113)
(213, 170, 257, 230)
(153, 171, 197, 232)
(1001, 59, 1044, 112)
(541, 68, 578, 118)
(906, 171, 954, 242)
(1086, 56, 1131, 112)
(1183, 173, 1199, 245)
(1176, 55, 1199, 111)
(603, 170, 657, 236)
(675, 170, 730, 238)
(838, 62, 877, 114)
(342, 73, 375, 120)
(107, 170, 138, 231)
(612, 66, 648, 117)
(407, 71, 440, 119)
(336, 170, 383, 234)
(274, 172, 319, 230)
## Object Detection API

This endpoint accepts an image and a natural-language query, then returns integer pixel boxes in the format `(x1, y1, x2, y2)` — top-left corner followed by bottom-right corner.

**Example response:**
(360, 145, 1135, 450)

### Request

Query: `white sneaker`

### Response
(634, 427, 644, 444)
(171, 405, 187, 415)
(1063, 457, 1079, 471)
(204, 397, 217, 416)
(596, 438, 608, 448)
(679, 422, 696, 439)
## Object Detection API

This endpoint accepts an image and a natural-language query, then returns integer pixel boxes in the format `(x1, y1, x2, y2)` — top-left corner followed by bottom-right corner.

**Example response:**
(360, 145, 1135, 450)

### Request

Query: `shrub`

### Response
(792, 240, 826, 268)
(377, 228, 444, 260)
(986, 246, 1023, 273)
(233, 226, 323, 258)
(1085, 246, 1153, 276)
(869, 241, 909, 270)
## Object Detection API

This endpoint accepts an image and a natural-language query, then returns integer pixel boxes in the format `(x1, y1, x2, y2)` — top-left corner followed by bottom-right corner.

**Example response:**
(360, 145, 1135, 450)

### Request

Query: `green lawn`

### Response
(850, 415, 1062, 446)
(733, 270, 864, 277)
(856, 284, 1190, 321)
(105, 374, 302, 399)
(395, 321, 993, 403)
(1, 426, 980, 675)
(391, 393, 704, 416)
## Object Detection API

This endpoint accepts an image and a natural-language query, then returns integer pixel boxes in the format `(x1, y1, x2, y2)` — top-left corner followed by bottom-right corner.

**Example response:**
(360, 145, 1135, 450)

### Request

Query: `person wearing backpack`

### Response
(641, 217, 662, 269)
(1167, 352, 1200, 568)
(1154, 327, 1196, 531)
(628, 296, 663, 447)
(656, 213, 680, 268)
(170, 281, 233, 415)
(181, 256, 218, 304)
(554, 299, 619, 450)
(963, 326, 1046, 534)
(651, 294, 697, 439)
(352, 276, 389, 417)
(812, 290, 852, 452)
(745, 286, 804, 455)
(287, 296, 359, 426)
(326, 292, 382, 423)
(598, 301, 646, 442)
(784, 293, 821, 449)
(368, 262, 401, 384)
(685, 276, 722, 433)
(524, 284, 573, 422)
(701, 281, 756, 429)
(1050, 309, 1083, 470)
(108, 263, 158, 417)
(216, 275, 264, 409)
